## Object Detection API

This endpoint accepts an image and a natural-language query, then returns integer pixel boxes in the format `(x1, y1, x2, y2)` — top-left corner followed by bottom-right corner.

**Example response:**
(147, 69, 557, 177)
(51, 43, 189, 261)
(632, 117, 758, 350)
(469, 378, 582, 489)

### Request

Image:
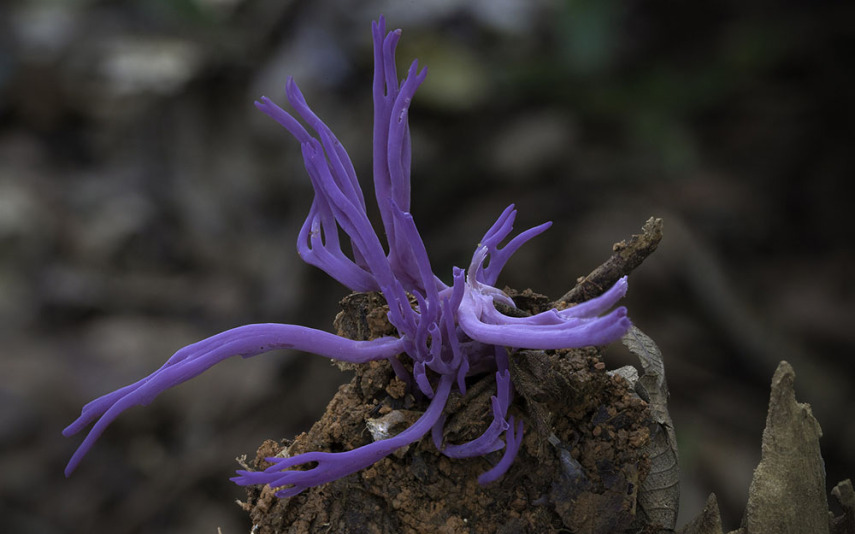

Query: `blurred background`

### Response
(1, 0, 852, 532)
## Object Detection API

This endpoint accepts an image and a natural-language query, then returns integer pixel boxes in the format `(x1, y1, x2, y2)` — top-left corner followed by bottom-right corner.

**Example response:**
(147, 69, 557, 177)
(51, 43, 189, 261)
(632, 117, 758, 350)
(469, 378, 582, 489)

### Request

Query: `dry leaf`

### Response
(622, 325, 680, 531)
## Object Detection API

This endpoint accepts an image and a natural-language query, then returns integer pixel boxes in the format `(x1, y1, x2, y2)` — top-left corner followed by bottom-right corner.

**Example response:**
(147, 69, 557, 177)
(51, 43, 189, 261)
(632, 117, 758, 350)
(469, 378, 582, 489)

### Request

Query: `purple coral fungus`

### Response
(63, 16, 631, 498)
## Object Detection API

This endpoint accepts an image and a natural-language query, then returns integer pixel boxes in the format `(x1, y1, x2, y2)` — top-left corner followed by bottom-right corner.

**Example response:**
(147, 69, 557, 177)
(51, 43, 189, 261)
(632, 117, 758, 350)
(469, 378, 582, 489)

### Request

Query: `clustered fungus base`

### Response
(239, 289, 654, 534)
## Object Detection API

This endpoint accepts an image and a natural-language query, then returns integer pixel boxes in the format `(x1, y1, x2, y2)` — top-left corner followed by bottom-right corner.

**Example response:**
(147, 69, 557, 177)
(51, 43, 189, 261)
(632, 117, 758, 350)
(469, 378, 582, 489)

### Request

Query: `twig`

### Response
(558, 217, 663, 305)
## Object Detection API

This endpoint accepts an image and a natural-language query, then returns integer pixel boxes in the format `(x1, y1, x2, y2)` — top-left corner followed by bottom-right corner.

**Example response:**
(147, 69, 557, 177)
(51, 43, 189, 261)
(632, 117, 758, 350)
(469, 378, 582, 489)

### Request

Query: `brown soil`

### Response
(239, 290, 654, 534)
